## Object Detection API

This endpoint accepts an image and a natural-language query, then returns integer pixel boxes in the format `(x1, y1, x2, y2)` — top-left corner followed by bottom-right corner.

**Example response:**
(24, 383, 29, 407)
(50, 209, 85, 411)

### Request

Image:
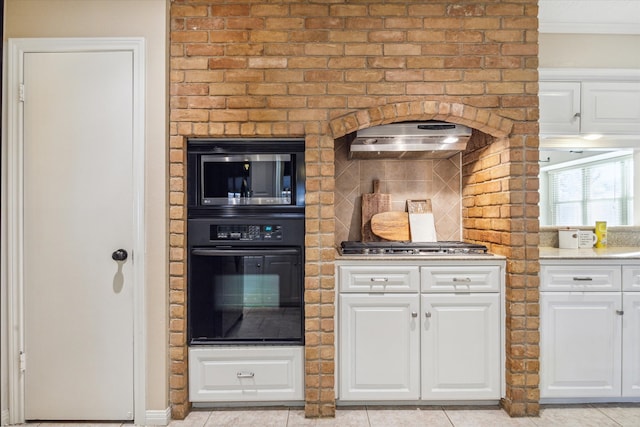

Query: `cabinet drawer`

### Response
(338, 265, 419, 293)
(623, 266, 640, 291)
(189, 347, 303, 402)
(421, 266, 500, 292)
(540, 265, 621, 291)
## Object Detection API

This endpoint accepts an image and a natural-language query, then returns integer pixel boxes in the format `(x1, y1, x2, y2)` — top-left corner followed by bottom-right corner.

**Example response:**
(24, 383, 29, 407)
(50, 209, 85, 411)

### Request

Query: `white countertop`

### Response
(540, 246, 640, 259)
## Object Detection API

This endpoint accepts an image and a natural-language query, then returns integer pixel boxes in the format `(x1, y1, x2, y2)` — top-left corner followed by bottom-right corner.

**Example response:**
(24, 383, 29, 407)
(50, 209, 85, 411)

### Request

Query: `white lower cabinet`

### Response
(421, 293, 500, 399)
(623, 292, 640, 397)
(337, 260, 504, 403)
(339, 294, 420, 400)
(540, 292, 622, 398)
(189, 346, 304, 402)
(540, 261, 640, 401)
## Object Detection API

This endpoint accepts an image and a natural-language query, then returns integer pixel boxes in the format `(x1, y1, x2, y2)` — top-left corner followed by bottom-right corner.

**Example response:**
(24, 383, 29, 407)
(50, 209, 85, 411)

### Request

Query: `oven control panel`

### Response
(211, 224, 283, 241)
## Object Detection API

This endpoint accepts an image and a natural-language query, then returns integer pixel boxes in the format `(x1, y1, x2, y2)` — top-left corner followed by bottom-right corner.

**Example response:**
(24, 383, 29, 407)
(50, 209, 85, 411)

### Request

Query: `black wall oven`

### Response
(187, 139, 305, 345)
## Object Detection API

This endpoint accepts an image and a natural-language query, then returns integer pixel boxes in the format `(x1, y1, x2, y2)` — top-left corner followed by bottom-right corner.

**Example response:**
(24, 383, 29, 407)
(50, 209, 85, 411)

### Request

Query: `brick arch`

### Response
(326, 100, 514, 141)
(303, 101, 537, 418)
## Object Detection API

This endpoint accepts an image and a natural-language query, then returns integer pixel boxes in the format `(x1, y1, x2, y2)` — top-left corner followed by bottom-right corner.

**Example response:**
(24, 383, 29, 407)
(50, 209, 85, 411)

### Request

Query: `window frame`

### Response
(541, 151, 634, 227)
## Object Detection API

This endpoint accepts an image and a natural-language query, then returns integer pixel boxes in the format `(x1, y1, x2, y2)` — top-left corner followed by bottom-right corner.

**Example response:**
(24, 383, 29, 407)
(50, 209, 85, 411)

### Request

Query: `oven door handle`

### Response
(191, 248, 300, 256)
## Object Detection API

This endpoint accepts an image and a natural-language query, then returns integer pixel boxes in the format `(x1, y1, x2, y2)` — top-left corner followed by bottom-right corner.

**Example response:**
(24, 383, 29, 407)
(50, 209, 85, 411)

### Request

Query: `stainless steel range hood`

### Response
(350, 121, 472, 160)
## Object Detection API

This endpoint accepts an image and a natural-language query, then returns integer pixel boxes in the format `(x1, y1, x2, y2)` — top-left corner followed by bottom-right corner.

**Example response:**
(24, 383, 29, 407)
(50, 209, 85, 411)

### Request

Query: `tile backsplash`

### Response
(334, 135, 462, 245)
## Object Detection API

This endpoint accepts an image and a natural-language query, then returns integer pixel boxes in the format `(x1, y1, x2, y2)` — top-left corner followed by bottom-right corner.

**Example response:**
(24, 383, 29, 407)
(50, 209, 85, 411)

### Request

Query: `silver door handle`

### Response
(237, 371, 255, 379)
(572, 277, 593, 281)
(411, 312, 418, 318)
(425, 311, 432, 318)
(370, 277, 389, 282)
(453, 277, 471, 282)
(616, 310, 624, 315)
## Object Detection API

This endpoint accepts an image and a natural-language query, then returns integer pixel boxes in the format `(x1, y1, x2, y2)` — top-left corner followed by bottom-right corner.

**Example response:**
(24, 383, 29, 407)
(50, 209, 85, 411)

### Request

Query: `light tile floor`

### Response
(165, 404, 640, 427)
(21, 404, 640, 427)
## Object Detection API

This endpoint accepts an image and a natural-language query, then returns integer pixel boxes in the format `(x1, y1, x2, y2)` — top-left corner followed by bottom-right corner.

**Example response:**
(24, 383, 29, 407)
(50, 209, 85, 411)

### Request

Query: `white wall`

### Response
(539, 34, 640, 69)
(1, 0, 169, 419)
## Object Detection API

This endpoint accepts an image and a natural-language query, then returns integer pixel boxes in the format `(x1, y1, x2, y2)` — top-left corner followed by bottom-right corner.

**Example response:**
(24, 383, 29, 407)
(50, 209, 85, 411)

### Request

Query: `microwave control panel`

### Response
(211, 224, 283, 241)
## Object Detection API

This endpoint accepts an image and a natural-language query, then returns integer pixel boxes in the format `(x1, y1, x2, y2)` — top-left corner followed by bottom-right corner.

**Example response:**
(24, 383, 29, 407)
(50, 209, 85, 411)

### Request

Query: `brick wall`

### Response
(169, 0, 540, 419)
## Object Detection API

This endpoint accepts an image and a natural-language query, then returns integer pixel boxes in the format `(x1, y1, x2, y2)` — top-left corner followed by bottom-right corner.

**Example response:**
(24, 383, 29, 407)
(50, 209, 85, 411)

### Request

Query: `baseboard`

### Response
(145, 407, 171, 426)
(1, 409, 9, 426)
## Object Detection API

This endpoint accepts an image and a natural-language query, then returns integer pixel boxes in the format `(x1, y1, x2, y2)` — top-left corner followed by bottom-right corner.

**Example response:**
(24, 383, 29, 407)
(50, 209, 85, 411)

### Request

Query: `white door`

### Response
(421, 293, 500, 400)
(21, 49, 135, 420)
(540, 292, 622, 399)
(339, 294, 420, 400)
(623, 292, 640, 397)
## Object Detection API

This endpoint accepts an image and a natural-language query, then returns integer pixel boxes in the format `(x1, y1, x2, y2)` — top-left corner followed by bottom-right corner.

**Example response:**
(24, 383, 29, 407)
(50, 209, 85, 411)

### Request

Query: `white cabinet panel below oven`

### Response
(189, 346, 304, 402)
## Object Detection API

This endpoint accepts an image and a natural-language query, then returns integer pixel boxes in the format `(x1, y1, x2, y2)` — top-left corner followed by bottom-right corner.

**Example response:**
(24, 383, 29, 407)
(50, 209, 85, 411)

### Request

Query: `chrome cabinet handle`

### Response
(616, 310, 624, 315)
(425, 311, 432, 318)
(572, 277, 593, 281)
(237, 371, 255, 379)
(453, 277, 471, 282)
(370, 277, 389, 282)
(411, 312, 418, 318)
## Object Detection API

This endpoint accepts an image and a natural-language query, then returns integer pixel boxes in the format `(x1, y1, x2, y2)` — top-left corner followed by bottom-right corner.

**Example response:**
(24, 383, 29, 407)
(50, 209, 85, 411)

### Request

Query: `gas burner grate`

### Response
(340, 241, 489, 256)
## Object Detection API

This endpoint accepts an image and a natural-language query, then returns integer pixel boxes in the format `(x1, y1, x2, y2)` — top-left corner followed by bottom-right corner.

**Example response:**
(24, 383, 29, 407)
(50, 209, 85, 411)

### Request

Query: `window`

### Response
(543, 152, 633, 226)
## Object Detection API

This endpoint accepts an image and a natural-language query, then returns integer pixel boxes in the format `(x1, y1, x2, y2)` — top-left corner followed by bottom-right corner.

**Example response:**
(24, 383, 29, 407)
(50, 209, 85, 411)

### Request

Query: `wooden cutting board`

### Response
(407, 199, 437, 242)
(361, 179, 391, 242)
(371, 211, 410, 241)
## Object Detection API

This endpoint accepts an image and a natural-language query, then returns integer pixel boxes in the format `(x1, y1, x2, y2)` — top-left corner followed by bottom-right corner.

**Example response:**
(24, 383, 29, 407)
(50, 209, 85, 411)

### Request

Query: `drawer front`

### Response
(338, 265, 420, 293)
(189, 347, 303, 402)
(540, 265, 621, 291)
(623, 265, 640, 291)
(421, 265, 501, 292)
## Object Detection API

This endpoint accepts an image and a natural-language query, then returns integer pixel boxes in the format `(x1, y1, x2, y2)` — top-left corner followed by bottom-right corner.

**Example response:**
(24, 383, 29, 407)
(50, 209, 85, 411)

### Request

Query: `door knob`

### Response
(112, 249, 128, 261)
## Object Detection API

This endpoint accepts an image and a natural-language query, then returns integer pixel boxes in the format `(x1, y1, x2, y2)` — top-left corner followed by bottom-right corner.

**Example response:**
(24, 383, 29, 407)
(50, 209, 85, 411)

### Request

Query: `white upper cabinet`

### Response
(539, 81, 581, 135)
(582, 82, 640, 134)
(539, 1, 640, 35)
(539, 69, 640, 139)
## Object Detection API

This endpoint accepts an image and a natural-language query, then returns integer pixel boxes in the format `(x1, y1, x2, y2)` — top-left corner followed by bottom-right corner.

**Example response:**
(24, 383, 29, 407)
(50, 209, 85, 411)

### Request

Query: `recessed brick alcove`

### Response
(169, 0, 540, 419)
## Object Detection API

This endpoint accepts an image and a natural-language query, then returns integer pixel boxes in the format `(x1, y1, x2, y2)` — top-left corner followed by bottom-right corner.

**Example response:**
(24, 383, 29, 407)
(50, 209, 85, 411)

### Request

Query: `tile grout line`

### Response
(589, 404, 624, 427)
(441, 407, 457, 427)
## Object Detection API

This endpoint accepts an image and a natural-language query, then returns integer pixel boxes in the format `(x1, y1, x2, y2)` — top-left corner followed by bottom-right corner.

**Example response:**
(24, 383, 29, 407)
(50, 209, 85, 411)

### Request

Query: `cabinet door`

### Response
(539, 81, 581, 135)
(339, 294, 420, 400)
(421, 293, 500, 400)
(540, 292, 622, 399)
(623, 292, 640, 397)
(582, 82, 640, 134)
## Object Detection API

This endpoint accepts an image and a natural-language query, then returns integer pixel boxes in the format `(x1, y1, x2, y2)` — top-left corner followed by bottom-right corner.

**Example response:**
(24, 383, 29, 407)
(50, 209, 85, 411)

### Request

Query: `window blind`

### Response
(548, 155, 633, 226)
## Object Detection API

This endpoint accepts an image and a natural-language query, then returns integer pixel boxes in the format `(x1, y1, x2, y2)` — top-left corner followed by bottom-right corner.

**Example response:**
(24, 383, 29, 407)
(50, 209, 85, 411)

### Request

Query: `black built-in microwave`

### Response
(187, 138, 305, 213)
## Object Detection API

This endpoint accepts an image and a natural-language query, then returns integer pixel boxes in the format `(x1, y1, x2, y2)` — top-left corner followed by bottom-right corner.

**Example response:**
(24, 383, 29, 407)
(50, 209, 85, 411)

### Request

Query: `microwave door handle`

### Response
(191, 248, 299, 257)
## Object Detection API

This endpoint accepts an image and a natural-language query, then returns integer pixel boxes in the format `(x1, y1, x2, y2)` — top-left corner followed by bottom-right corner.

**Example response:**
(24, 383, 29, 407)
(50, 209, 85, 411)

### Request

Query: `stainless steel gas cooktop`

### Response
(339, 241, 490, 256)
